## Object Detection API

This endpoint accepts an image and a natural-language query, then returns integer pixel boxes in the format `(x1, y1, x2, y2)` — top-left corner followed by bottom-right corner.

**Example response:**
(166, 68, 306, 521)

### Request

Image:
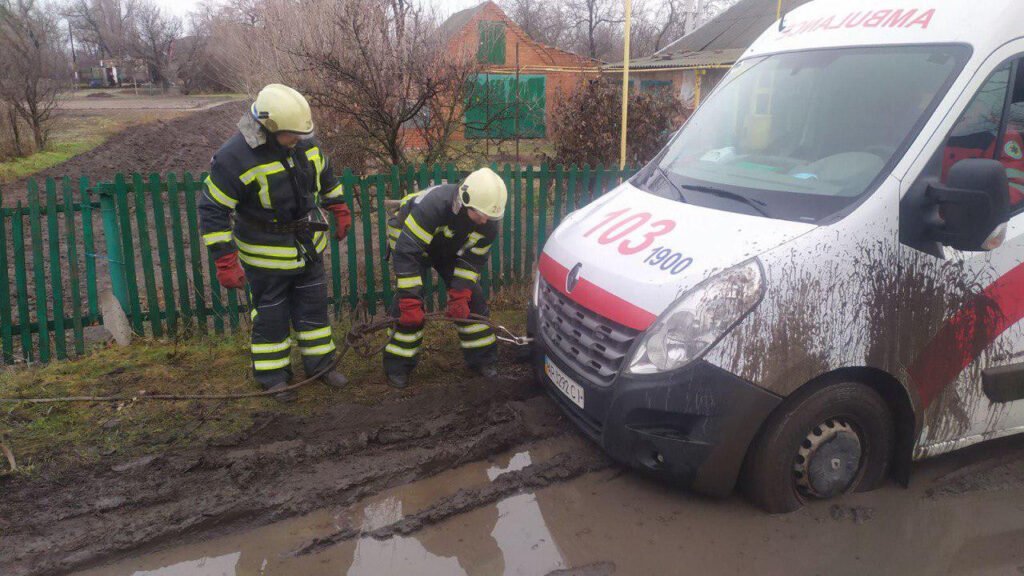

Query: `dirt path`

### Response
(4, 101, 245, 204)
(0, 374, 582, 576)
(72, 431, 1024, 576)
(58, 94, 235, 112)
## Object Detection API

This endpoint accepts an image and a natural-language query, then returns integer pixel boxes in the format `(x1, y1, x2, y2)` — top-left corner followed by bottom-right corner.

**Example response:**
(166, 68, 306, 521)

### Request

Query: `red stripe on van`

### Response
(538, 252, 657, 331)
(909, 261, 1024, 408)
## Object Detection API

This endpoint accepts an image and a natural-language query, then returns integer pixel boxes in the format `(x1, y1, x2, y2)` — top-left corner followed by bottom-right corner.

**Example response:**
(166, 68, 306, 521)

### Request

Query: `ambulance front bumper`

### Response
(527, 304, 781, 496)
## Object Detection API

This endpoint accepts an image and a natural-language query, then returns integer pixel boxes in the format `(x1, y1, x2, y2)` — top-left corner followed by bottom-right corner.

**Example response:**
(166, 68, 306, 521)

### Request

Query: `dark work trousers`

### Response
(246, 260, 336, 389)
(383, 259, 497, 378)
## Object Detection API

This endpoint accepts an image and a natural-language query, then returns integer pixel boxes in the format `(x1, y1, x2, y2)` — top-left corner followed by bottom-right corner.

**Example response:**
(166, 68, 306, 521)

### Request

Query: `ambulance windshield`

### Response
(651, 45, 969, 222)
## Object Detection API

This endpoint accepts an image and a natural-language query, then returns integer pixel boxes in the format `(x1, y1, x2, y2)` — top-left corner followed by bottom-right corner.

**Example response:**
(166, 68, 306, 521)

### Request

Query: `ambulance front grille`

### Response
(538, 279, 640, 386)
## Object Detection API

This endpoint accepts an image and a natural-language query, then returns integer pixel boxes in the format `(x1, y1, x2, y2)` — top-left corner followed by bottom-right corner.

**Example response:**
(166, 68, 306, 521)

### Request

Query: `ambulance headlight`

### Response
(628, 259, 764, 374)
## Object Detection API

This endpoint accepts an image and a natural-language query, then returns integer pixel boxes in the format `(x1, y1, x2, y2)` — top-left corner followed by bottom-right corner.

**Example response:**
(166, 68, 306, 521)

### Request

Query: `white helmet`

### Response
(459, 168, 507, 220)
(251, 84, 314, 135)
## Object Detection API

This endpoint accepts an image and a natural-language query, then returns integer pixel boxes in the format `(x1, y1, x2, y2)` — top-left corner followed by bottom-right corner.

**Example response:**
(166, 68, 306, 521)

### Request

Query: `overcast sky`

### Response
(153, 0, 485, 19)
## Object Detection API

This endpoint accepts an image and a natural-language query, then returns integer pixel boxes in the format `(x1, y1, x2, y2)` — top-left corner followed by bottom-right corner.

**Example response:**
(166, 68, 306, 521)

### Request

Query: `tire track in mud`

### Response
(0, 376, 591, 576)
(289, 448, 611, 557)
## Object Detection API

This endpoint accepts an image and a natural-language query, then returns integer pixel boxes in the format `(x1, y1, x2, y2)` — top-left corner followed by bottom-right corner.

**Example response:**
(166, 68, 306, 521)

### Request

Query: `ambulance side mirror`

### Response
(923, 159, 1010, 251)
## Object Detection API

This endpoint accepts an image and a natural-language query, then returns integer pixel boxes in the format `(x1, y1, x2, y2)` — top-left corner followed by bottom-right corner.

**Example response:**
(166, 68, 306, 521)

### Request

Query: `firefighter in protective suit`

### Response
(384, 168, 507, 388)
(199, 84, 352, 402)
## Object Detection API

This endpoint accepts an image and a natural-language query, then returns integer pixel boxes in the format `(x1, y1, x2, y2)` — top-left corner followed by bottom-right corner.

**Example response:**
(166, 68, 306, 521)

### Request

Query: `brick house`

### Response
(422, 1, 600, 144)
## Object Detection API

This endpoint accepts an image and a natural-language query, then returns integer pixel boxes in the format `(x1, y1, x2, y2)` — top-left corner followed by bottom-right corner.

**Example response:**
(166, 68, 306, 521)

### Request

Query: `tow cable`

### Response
(0, 313, 532, 405)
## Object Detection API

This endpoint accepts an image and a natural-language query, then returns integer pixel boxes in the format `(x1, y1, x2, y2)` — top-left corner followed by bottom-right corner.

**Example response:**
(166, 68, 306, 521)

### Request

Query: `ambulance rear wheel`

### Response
(741, 381, 894, 514)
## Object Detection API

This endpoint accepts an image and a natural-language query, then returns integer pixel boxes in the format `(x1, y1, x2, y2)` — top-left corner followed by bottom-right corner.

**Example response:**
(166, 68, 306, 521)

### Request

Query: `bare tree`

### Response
(498, 0, 740, 61)
(410, 58, 485, 166)
(129, 0, 181, 91)
(279, 0, 479, 166)
(0, 0, 69, 152)
(499, 0, 569, 48)
(173, 4, 235, 94)
(64, 0, 138, 58)
(630, 0, 691, 57)
(564, 0, 623, 60)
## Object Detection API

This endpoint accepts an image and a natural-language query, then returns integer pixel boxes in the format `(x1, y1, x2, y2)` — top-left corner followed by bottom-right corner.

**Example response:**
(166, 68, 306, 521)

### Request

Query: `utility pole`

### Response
(619, 0, 632, 170)
(68, 19, 78, 88)
(514, 42, 520, 167)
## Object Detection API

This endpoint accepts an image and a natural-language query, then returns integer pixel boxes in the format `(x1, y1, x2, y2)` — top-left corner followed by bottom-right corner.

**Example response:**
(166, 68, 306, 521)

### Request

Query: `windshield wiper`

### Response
(677, 184, 771, 217)
(648, 165, 687, 203)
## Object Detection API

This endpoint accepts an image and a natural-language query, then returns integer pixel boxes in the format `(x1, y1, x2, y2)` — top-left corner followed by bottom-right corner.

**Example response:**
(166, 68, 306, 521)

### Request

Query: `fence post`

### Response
(97, 183, 129, 311)
(183, 173, 209, 334)
(45, 179, 67, 360)
(376, 174, 392, 308)
(358, 176, 377, 315)
(12, 204, 32, 362)
(62, 177, 86, 356)
(525, 165, 535, 272)
(79, 178, 99, 323)
(28, 181, 51, 362)
(0, 189, 13, 364)
(538, 164, 548, 251)
(342, 169, 359, 311)
(501, 163, 513, 284)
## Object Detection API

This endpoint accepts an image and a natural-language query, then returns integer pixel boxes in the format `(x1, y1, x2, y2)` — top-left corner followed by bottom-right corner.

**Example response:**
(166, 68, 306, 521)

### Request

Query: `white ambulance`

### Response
(529, 0, 1024, 512)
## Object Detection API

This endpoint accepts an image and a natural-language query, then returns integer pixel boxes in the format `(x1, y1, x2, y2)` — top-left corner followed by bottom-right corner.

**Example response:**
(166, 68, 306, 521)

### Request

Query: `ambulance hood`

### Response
(539, 184, 815, 332)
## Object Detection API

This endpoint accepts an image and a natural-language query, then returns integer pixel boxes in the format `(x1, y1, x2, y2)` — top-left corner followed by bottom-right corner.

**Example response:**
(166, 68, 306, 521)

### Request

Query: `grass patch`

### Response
(0, 300, 531, 476)
(0, 136, 104, 184)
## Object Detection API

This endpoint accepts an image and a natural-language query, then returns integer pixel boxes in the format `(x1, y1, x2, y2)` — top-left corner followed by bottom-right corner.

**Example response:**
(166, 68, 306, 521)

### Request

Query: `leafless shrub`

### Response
(0, 0, 69, 152)
(550, 78, 687, 166)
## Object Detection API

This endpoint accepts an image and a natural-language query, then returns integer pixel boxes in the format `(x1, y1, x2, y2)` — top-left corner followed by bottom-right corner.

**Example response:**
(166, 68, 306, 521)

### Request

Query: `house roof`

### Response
(613, 0, 812, 70)
(437, 1, 600, 71)
(437, 3, 486, 43)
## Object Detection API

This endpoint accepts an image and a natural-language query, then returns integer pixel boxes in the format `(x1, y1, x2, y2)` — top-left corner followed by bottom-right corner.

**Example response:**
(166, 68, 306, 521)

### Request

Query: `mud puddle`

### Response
(0, 375, 586, 576)
(73, 435, 1024, 576)
(74, 436, 589, 576)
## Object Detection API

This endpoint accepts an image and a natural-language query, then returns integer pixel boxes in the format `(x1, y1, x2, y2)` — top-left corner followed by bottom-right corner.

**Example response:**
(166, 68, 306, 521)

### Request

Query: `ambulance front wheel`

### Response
(741, 381, 894, 514)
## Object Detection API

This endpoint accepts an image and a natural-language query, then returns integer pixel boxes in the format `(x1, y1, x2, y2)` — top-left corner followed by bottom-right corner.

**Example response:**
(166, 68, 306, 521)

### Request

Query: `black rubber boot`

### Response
(320, 370, 349, 390)
(386, 371, 410, 389)
(267, 382, 297, 403)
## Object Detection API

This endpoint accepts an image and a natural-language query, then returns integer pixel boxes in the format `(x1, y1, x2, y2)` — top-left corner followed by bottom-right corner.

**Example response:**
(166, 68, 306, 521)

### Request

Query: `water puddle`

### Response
(73, 437, 574, 576)
(73, 435, 1024, 576)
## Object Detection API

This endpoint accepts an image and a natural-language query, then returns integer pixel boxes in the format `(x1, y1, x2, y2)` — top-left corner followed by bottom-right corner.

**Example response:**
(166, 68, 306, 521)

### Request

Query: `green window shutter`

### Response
(464, 74, 488, 139)
(464, 73, 545, 139)
(640, 79, 672, 93)
(477, 21, 506, 65)
(518, 75, 546, 138)
(494, 74, 514, 138)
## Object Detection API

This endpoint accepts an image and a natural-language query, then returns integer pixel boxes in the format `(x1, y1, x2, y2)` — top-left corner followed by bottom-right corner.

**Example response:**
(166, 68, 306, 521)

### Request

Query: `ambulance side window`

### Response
(997, 61, 1024, 208)
(942, 63, 1011, 178)
(941, 59, 1024, 211)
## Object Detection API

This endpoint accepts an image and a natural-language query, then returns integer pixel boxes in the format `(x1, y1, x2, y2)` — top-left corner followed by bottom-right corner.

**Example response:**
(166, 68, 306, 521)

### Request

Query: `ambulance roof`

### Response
(745, 0, 1022, 60)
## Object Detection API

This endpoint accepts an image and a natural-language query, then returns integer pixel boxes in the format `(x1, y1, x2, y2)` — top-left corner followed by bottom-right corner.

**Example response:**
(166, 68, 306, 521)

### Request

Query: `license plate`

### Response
(545, 357, 584, 409)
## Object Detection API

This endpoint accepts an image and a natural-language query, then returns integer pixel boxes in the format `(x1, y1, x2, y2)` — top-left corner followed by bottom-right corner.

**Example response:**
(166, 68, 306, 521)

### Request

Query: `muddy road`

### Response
(70, 433, 1024, 576)
(0, 371, 585, 576)
(4, 370, 1024, 576)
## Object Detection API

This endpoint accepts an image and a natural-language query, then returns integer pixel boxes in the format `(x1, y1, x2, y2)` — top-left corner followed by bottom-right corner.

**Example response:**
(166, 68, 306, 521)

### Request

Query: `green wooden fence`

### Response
(0, 163, 637, 365)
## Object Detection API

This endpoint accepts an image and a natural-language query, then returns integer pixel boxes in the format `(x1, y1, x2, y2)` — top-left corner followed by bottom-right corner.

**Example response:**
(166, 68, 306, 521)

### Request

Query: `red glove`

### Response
(214, 252, 246, 290)
(446, 288, 472, 320)
(326, 203, 352, 240)
(398, 297, 424, 328)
